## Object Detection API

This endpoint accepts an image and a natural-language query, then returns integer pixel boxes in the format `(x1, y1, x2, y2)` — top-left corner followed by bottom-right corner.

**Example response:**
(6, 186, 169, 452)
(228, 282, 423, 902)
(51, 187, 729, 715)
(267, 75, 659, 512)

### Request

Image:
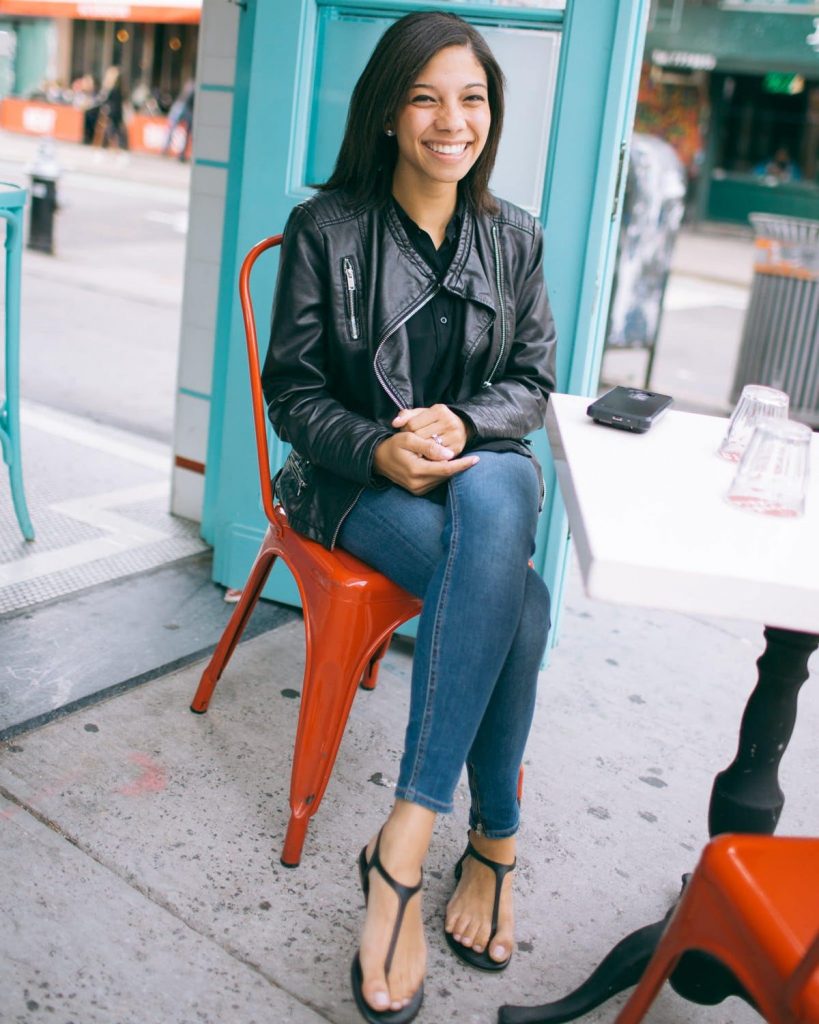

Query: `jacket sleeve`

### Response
(451, 219, 557, 439)
(261, 204, 392, 484)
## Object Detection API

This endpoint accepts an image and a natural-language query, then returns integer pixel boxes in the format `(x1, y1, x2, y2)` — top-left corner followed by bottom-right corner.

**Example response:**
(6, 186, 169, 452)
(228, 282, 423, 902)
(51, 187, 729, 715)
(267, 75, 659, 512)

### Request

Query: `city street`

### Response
(1, 138, 188, 442)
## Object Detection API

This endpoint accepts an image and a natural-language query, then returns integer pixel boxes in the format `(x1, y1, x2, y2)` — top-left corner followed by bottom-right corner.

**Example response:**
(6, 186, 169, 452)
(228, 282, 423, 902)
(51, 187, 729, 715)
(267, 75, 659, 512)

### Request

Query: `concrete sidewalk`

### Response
(2, 557, 815, 1024)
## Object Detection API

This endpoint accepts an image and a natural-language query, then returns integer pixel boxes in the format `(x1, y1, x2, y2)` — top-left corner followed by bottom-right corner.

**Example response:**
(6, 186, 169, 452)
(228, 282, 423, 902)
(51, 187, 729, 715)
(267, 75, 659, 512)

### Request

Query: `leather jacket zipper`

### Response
(342, 257, 360, 340)
(330, 485, 365, 549)
(373, 284, 439, 407)
(289, 451, 307, 494)
(484, 224, 508, 388)
(334, 279, 438, 547)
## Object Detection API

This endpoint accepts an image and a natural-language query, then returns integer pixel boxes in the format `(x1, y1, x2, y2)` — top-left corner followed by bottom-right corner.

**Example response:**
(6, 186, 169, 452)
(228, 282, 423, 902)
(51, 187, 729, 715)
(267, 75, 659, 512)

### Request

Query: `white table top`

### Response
(546, 393, 819, 634)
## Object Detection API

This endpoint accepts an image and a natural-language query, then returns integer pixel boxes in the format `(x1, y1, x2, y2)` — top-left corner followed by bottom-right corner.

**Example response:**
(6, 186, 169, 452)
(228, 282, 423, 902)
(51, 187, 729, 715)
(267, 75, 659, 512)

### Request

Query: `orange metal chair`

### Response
(614, 834, 819, 1024)
(190, 235, 422, 867)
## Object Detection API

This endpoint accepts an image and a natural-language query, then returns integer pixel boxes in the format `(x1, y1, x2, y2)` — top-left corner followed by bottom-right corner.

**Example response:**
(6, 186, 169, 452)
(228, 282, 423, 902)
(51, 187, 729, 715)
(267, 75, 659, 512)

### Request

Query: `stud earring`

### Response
(385, 128, 395, 137)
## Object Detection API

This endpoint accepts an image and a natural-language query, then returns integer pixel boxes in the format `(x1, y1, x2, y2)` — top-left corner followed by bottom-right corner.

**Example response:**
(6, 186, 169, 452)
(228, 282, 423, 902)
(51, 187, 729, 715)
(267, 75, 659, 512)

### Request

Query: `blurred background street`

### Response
(1, 128, 188, 441)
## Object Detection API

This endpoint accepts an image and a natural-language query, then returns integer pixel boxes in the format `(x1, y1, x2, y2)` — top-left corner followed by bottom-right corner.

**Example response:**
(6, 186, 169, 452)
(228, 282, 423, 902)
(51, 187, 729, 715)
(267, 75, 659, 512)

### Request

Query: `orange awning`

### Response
(0, 0, 200, 22)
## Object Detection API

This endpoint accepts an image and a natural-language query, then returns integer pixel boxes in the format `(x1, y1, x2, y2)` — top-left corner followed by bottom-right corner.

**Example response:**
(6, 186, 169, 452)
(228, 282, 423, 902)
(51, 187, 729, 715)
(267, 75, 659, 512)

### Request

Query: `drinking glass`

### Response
(726, 419, 812, 518)
(718, 384, 789, 462)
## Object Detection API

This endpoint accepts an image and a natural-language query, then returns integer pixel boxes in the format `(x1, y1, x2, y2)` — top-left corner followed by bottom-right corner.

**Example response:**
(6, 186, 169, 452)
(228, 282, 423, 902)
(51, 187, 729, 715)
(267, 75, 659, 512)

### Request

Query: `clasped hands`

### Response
(373, 403, 478, 495)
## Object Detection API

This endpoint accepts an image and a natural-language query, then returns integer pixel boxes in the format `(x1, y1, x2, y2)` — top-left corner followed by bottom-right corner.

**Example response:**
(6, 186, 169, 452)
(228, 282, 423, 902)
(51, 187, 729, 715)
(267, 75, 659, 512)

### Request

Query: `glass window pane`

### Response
(305, 11, 561, 216)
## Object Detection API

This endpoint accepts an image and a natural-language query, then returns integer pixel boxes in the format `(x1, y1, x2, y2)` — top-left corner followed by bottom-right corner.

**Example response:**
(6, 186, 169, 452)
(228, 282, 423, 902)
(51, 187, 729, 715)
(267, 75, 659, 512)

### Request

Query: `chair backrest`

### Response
(238, 234, 283, 527)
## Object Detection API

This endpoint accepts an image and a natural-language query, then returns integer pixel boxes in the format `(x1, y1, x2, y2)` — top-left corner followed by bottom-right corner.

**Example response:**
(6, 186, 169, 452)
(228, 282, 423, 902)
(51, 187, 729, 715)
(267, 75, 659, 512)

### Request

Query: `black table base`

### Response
(499, 626, 818, 1024)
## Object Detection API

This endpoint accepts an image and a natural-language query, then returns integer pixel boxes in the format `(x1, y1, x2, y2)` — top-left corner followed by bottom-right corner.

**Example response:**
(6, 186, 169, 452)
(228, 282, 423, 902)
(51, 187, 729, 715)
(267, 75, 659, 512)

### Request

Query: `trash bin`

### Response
(732, 213, 819, 428)
(604, 133, 686, 389)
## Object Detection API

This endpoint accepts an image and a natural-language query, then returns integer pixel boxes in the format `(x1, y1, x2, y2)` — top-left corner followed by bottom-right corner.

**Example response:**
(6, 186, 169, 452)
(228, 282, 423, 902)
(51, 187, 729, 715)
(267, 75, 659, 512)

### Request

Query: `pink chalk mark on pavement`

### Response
(118, 752, 167, 796)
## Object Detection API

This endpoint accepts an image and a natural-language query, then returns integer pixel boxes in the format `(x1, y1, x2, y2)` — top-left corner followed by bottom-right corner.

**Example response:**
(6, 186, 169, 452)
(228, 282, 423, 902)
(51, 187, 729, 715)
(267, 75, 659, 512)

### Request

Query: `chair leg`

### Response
(282, 593, 408, 866)
(614, 871, 786, 1024)
(359, 635, 392, 691)
(281, 810, 310, 869)
(190, 541, 278, 713)
(7, 448, 34, 541)
(613, 893, 701, 1024)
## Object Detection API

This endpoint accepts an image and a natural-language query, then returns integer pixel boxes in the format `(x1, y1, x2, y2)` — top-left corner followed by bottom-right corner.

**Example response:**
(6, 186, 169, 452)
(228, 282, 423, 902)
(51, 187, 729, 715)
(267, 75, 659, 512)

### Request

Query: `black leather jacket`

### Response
(262, 190, 557, 549)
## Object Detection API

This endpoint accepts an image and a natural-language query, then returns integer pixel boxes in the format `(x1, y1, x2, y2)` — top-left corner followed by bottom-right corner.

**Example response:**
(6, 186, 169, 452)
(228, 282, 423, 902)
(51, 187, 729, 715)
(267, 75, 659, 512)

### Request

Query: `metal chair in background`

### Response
(1, 182, 35, 542)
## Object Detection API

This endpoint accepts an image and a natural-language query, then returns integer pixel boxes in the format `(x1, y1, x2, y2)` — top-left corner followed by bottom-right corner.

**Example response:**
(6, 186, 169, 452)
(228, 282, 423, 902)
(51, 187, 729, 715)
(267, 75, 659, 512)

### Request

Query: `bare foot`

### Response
(444, 832, 515, 963)
(358, 811, 432, 1013)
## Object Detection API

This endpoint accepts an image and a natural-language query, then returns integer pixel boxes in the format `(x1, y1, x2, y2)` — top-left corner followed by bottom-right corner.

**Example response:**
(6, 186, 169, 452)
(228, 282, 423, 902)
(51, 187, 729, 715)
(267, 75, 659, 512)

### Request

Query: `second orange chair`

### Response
(614, 833, 819, 1024)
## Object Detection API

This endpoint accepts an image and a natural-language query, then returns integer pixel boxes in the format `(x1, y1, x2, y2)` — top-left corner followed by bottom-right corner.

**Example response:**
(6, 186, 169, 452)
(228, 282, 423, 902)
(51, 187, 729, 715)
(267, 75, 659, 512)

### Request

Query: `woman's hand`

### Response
(392, 404, 472, 456)
(373, 431, 479, 495)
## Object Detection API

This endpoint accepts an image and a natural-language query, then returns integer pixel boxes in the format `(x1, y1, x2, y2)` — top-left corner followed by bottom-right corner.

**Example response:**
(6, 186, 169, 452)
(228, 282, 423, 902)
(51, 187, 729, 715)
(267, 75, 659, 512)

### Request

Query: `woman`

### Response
(96, 66, 128, 150)
(262, 11, 556, 1023)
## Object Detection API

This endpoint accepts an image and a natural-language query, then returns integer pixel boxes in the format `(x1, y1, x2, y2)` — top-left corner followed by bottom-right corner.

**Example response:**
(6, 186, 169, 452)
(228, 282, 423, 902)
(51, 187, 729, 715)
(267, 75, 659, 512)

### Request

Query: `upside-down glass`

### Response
(718, 384, 789, 462)
(725, 419, 812, 518)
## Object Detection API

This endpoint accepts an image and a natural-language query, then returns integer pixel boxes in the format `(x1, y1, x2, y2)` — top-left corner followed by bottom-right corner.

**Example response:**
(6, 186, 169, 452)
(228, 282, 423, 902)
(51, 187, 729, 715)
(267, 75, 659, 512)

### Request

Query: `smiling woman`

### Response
(261, 11, 557, 1023)
(390, 46, 492, 241)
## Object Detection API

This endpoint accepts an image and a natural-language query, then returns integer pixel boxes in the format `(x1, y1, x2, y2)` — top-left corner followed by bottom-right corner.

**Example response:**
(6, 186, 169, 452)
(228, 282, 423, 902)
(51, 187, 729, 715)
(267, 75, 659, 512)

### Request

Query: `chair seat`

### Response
(271, 506, 415, 603)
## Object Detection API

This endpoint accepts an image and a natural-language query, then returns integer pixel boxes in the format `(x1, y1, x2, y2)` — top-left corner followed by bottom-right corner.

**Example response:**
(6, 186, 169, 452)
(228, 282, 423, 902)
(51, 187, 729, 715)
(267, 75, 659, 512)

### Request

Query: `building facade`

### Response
(0, 0, 199, 151)
(638, 0, 819, 223)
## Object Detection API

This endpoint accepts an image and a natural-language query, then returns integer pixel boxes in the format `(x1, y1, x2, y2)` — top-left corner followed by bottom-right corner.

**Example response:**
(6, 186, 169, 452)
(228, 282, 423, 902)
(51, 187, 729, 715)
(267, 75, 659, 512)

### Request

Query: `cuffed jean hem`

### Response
(395, 786, 454, 816)
(468, 812, 520, 839)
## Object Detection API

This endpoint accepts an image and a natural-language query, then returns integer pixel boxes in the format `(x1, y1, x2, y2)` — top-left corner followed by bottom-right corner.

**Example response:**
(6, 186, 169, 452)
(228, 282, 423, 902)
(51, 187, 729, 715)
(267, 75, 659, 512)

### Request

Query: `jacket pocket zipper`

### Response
(485, 224, 508, 388)
(342, 256, 360, 340)
(289, 451, 307, 494)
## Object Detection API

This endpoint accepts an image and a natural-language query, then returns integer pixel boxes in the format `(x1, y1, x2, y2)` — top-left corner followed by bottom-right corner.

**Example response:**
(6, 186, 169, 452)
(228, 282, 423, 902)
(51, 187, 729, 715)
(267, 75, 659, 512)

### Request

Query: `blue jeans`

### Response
(338, 451, 551, 838)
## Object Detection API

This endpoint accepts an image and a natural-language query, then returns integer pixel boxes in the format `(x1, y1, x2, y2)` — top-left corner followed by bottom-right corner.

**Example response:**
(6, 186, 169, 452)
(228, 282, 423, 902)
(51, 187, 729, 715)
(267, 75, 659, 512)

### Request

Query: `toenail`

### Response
(372, 991, 390, 1009)
(493, 945, 507, 959)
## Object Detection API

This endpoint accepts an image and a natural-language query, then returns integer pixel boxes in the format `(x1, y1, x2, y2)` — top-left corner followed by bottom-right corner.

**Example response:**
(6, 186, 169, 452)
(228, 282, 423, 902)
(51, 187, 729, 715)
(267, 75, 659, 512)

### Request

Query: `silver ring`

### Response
(432, 433, 444, 446)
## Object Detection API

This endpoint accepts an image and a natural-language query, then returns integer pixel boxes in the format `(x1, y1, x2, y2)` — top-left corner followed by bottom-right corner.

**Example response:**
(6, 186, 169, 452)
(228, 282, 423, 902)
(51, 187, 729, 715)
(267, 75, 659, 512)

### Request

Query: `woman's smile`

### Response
(424, 140, 471, 157)
(392, 44, 491, 194)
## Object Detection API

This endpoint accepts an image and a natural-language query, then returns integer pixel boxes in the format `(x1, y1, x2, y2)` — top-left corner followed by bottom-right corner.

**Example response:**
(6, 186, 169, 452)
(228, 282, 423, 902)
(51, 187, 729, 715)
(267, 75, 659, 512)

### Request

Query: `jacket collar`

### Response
(371, 200, 500, 410)
(380, 200, 497, 315)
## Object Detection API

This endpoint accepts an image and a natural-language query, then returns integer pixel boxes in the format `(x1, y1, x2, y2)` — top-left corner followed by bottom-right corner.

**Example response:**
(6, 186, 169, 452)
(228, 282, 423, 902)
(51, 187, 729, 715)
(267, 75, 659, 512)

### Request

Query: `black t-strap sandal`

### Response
(445, 838, 516, 972)
(351, 831, 425, 1024)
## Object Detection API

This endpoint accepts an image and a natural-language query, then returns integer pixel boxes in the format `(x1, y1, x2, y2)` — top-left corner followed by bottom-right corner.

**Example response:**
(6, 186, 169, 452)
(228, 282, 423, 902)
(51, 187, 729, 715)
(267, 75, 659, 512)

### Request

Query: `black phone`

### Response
(586, 386, 673, 433)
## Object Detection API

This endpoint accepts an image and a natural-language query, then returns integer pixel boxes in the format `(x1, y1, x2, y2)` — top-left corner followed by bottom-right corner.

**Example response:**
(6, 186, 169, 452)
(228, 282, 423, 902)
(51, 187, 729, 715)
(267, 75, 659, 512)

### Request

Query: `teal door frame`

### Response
(202, 0, 649, 642)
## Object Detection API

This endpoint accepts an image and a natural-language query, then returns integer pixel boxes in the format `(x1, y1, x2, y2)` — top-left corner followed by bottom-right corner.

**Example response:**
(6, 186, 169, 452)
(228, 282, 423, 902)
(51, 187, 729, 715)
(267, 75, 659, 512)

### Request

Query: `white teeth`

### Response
(426, 142, 468, 155)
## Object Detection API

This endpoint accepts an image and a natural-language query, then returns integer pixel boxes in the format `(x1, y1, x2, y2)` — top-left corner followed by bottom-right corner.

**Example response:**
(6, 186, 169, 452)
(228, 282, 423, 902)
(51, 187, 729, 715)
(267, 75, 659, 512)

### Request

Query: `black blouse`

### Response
(392, 198, 466, 407)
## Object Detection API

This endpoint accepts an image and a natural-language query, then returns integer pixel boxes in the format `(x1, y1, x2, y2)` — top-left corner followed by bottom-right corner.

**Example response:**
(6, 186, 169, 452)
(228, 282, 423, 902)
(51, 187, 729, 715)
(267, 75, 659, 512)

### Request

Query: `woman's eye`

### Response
(410, 94, 435, 105)
(464, 94, 486, 104)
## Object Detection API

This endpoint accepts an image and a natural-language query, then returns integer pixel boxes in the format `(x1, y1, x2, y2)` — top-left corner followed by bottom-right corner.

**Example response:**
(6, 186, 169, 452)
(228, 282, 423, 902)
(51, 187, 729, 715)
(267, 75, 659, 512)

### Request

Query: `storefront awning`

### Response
(0, 0, 200, 22)
(646, 7, 819, 76)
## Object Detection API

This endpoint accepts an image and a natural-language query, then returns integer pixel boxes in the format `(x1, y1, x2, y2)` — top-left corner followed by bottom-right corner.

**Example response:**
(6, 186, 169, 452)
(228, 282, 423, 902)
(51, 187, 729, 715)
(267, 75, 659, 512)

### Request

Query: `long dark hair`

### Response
(318, 11, 505, 213)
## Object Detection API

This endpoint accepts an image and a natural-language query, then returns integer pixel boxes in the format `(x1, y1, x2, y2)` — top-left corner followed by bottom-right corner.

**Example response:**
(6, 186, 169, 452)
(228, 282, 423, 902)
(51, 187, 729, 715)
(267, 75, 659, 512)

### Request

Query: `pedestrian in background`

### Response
(95, 66, 129, 150)
(162, 79, 195, 161)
